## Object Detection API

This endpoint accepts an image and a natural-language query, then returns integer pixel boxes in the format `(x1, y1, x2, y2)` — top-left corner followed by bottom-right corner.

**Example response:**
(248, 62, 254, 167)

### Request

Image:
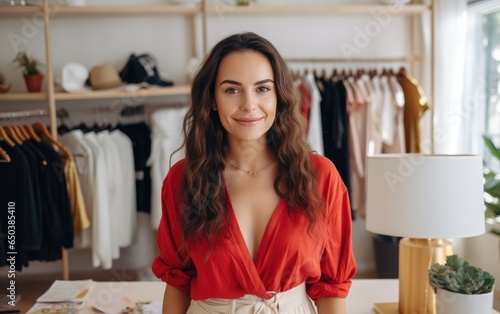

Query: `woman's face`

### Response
(214, 50, 277, 144)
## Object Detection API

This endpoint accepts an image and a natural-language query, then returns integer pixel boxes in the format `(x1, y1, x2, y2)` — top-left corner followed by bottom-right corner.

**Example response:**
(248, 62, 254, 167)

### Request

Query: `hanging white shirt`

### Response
(380, 75, 395, 146)
(95, 130, 122, 260)
(304, 72, 324, 155)
(83, 131, 113, 269)
(110, 129, 137, 247)
(147, 106, 188, 230)
(59, 129, 94, 249)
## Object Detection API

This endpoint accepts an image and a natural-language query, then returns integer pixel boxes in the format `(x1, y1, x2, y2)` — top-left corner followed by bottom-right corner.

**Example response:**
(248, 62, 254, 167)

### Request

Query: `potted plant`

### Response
(0, 72, 11, 94)
(429, 254, 496, 314)
(12, 51, 44, 93)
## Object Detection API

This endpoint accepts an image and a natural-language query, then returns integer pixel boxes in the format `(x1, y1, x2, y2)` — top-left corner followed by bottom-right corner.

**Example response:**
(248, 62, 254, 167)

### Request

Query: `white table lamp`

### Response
(365, 154, 485, 314)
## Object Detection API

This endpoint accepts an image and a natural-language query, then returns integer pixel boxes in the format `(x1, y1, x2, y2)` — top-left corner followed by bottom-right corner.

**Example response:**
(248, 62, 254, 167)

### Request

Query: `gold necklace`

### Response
(226, 160, 274, 178)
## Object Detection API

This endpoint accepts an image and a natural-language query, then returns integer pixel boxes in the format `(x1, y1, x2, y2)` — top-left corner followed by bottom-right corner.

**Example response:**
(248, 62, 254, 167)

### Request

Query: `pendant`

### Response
(248, 171, 257, 177)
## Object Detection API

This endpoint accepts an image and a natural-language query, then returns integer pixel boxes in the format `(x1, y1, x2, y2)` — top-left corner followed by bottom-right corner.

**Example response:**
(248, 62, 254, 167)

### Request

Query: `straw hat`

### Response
(89, 63, 124, 90)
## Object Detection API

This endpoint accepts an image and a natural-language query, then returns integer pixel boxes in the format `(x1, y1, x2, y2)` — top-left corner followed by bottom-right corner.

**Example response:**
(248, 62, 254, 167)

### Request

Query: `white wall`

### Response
(0, 0, 425, 277)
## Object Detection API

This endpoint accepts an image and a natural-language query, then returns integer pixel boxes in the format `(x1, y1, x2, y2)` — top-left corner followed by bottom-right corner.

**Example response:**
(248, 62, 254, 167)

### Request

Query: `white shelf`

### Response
(205, 4, 430, 15)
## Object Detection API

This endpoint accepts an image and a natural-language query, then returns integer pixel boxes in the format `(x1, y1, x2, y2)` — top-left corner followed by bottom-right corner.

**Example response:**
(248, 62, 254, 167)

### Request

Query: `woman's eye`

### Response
(225, 88, 240, 94)
(256, 86, 270, 93)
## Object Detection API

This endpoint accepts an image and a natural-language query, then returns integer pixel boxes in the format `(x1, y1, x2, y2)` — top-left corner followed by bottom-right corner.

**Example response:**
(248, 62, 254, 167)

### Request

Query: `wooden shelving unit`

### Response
(204, 4, 430, 15)
(51, 5, 200, 16)
(0, 5, 39, 15)
(0, 92, 48, 101)
(54, 85, 191, 101)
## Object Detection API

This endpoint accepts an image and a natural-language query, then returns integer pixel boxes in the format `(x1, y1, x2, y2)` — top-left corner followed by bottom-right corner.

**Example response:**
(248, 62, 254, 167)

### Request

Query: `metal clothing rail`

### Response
(286, 56, 421, 63)
(0, 108, 49, 119)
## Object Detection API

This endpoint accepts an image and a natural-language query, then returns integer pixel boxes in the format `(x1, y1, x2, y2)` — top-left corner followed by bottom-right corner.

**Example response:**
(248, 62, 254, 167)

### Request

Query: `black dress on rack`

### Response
(117, 122, 152, 214)
(28, 139, 73, 262)
(316, 76, 354, 220)
(0, 142, 36, 270)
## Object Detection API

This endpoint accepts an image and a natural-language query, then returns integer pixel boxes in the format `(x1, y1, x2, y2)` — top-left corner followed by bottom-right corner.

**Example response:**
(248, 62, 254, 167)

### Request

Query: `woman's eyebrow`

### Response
(219, 79, 275, 86)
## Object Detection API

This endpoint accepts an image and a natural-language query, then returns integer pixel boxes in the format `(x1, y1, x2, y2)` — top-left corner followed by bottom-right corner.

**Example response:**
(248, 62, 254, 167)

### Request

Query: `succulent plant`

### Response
(429, 255, 495, 295)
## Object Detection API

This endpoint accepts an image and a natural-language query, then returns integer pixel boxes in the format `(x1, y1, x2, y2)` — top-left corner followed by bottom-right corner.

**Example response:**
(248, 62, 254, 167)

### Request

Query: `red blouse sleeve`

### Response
(151, 160, 195, 295)
(307, 155, 357, 301)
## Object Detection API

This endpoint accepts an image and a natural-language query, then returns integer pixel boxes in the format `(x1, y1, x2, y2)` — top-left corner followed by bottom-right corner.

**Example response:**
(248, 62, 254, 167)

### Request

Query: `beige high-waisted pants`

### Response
(186, 282, 317, 314)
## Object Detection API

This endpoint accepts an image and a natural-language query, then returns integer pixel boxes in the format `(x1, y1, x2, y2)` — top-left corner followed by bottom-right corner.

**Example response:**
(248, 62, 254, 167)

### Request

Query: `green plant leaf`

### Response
(12, 51, 42, 75)
(483, 135, 500, 161)
(485, 202, 500, 216)
(485, 177, 500, 197)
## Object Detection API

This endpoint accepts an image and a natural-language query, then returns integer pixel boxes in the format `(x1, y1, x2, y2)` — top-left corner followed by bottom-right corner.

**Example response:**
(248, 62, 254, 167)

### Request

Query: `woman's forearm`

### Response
(315, 296, 346, 314)
(162, 285, 191, 314)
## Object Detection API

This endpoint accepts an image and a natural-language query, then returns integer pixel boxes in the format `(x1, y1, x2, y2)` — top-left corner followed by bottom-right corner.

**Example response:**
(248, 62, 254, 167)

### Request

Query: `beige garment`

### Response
(187, 282, 317, 314)
(64, 155, 91, 237)
(344, 78, 368, 216)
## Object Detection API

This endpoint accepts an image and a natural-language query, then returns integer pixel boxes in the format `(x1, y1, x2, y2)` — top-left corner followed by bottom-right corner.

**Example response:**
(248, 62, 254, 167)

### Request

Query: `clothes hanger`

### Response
(10, 125, 26, 142)
(17, 124, 31, 140)
(0, 146, 11, 163)
(23, 124, 42, 142)
(4, 126, 23, 145)
(32, 121, 72, 158)
(340, 69, 347, 80)
(0, 127, 15, 147)
(331, 68, 338, 80)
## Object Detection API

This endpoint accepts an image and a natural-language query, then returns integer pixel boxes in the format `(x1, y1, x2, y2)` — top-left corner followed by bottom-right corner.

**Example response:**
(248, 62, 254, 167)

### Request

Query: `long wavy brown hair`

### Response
(180, 32, 323, 245)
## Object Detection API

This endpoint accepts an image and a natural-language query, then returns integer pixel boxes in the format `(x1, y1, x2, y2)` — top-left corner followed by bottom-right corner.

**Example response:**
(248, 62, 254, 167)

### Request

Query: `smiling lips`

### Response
(233, 117, 264, 127)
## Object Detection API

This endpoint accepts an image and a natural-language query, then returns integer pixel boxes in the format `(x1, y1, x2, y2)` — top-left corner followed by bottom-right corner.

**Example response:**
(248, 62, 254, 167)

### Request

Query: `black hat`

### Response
(119, 53, 173, 87)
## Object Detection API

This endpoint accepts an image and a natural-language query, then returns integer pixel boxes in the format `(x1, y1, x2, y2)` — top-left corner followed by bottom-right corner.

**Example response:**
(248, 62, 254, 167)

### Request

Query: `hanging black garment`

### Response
(117, 122, 152, 213)
(27, 140, 73, 262)
(0, 143, 37, 271)
(316, 77, 354, 220)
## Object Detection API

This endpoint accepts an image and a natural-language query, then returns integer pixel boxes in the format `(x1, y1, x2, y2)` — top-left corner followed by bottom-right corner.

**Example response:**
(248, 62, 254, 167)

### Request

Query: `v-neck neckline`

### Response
(223, 184, 285, 267)
(226, 194, 285, 296)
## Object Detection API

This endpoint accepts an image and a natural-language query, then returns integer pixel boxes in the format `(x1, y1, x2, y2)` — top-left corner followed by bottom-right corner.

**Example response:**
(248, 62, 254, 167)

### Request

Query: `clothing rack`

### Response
(0, 109, 49, 120)
(286, 56, 420, 63)
(0, 107, 70, 280)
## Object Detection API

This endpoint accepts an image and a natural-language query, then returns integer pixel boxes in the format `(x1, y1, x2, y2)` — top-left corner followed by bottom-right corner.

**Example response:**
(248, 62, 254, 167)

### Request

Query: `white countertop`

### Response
(33, 279, 500, 314)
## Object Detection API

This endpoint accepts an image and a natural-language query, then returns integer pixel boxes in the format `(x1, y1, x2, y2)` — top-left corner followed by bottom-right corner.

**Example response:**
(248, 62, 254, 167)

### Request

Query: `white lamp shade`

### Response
(366, 154, 485, 238)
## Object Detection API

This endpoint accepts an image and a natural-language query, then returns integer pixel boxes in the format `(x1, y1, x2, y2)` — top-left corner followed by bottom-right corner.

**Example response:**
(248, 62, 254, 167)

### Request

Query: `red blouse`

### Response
(152, 154, 356, 301)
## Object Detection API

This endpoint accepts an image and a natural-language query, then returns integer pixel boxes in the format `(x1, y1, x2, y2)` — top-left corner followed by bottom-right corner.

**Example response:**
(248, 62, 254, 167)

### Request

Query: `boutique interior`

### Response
(1, 0, 500, 313)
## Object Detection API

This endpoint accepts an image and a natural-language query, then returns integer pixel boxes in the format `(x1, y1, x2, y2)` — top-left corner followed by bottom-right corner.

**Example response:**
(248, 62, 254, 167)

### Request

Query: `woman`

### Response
(152, 32, 356, 314)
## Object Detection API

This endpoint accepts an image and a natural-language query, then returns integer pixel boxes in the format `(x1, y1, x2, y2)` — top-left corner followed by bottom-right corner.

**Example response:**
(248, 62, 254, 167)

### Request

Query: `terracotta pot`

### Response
(23, 74, 44, 93)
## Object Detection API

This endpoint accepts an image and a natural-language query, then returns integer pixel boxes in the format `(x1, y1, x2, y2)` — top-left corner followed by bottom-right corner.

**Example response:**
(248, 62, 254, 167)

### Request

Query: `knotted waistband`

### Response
(187, 282, 313, 314)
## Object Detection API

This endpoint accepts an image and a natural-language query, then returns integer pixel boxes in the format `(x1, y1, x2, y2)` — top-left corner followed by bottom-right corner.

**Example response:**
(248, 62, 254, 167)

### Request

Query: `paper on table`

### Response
(36, 280, 96, 303)
(142, 300, 163, 314)
(25, 301, 83, 314)
(92, 297, 135, 314)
